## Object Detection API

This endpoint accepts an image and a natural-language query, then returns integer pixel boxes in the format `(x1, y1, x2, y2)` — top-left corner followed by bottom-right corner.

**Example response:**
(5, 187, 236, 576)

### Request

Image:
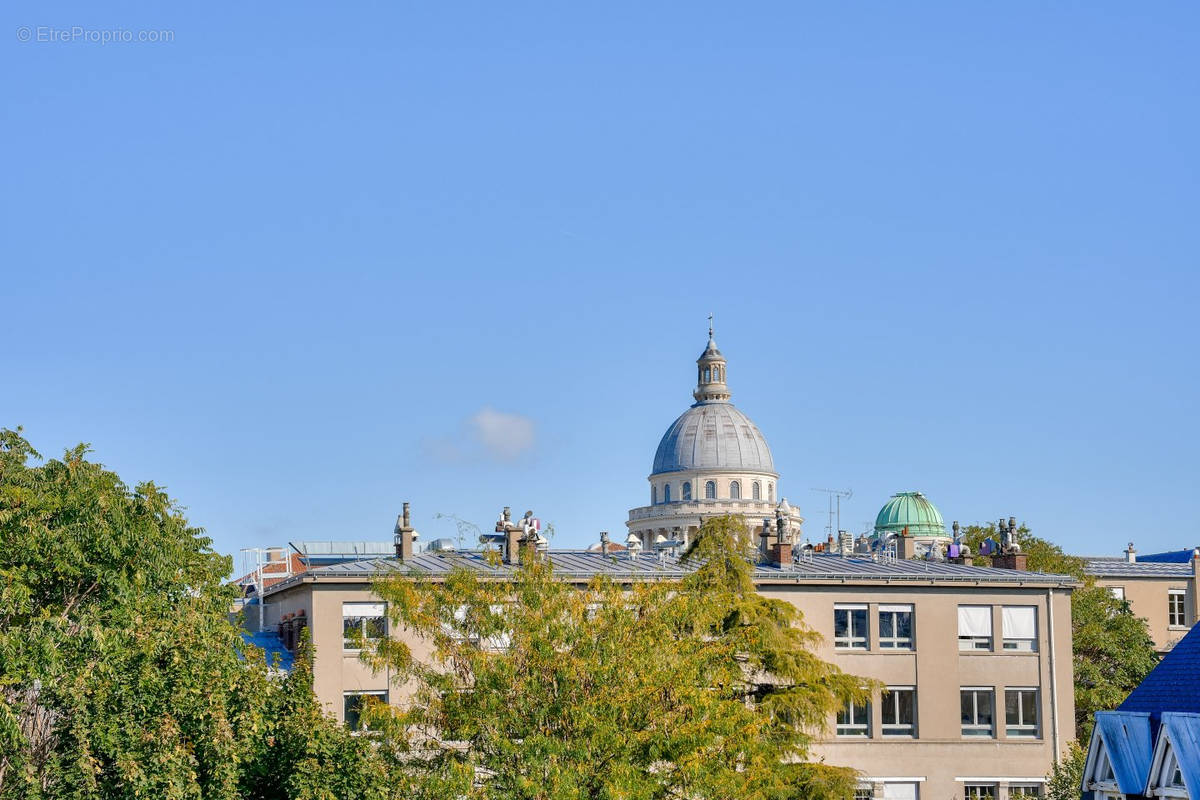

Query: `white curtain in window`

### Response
(882, 783, 917, 800)
(880, 604, 913, 613)
(1002, 606, 1037, 639)
(958, 605, 992, 637)
(343, 602, 385, 617)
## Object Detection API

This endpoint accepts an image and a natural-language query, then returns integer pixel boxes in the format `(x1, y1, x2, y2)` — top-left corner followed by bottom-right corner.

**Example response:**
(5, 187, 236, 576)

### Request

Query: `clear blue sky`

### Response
(4, 2, 1197, 568)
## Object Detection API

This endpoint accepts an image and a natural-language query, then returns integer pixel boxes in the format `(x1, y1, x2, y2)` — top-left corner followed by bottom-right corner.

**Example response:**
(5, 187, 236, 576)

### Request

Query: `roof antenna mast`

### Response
(811, 488, 853, 540)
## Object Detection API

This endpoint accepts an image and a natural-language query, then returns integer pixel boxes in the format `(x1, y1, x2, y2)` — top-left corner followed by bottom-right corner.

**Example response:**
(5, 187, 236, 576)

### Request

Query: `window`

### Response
(768, 483, 775, 503)
(652, 485, 657, 504)
(958, 605, 992, 651)
(682, 481, 691, 501)
(1169, 589, 1186, 627)
(960, 688, 994, 737)
(1004, 688, 1039, 737)
(835, 605, 869, 649)
(1108, 586, 1125, 601)
(344, 690, 387, 731)
(663, 483, 671, 503)
(730, 480, 741, 499)
(836, 699, 869, 737)
(879, 604, 914, 649)
(1008, 784, 1043, 799)
(881, 687, 915, 736)
(343, 602, 386, 650)
(704, 367, 711, 382)
(1002, 606, 1037, 651)
(705, 480, 716, 499)
(753, 481, 761, 500)
(883, 784, 918, 800)
(964, 785, 995, 800)
(855, 785, 875, 800)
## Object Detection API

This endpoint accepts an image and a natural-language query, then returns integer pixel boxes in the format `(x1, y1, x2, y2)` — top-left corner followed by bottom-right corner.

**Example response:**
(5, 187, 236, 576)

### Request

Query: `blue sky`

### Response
(4, 2, 1197, 567)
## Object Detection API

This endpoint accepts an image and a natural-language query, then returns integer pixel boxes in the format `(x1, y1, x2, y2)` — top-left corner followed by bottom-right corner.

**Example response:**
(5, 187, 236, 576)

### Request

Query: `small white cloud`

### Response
(422, 407, 537, 464)
(469, 407, 536, 461)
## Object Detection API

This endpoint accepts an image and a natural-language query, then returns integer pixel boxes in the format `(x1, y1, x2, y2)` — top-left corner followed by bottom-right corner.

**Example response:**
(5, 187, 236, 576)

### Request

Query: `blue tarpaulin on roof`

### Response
(241, 631, 294, 672)
(1095, 712, 1154, 793)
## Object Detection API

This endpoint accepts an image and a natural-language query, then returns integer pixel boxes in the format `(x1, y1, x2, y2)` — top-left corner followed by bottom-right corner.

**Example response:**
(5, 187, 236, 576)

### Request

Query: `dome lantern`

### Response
(693, 315, 731, 404)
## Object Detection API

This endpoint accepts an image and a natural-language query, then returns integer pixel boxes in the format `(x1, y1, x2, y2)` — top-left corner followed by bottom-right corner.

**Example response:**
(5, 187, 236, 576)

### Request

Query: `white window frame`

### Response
(1004, 687, 1040, 738)
(964, 785, 996, 800)
(1107, 586, 1126, 602)
(342, 602, 386, 651)
(961, 687, 995, 738)
(835, 604, 869, 650)
(836, 698, 870, 737)
(1007, 785, 1042, 800)
(881, 686, 916, 737)
(1168, 589, 1187, 628)
(958, 605, 993, 651)
(1001, 606, 1038, 652)
(343, 689, 388, 731)
(879, 604, 914, 650)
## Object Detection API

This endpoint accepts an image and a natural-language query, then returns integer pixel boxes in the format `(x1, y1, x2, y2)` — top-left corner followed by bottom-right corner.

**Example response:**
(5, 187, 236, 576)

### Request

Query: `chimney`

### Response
(394, 502, 418, 561)
(1125, 542, 1137, 563)
(897, 531, 917, 561)
(599, 531, 610, 557)
(771, 539, 792, 568)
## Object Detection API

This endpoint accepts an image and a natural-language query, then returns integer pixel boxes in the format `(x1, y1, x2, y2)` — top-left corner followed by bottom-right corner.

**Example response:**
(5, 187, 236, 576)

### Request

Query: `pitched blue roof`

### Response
(1094, 712, 1154, 793)
(1120, 622, 1200, 715)
(1160, 713, 1200, 795)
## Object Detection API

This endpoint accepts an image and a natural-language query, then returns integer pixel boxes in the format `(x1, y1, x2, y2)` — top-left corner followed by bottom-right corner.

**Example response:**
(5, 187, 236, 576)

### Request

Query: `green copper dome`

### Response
(874, 491, 947, 540)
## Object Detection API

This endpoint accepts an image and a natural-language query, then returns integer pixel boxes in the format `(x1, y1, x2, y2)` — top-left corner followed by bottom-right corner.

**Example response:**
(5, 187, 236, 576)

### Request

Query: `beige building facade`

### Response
(1086, 550, 1200, 654)
(260, 549, 1076, 800)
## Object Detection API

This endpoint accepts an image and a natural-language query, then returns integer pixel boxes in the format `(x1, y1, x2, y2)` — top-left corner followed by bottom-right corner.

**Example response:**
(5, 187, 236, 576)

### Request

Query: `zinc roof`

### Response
(263, 549, 1076, 596)
(1085, 557, 1193, 578)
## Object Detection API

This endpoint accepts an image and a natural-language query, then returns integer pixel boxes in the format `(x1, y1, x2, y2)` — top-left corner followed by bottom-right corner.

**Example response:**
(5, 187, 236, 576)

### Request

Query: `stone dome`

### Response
(652, 403, 775, 474)
(874, 491, 947, 539)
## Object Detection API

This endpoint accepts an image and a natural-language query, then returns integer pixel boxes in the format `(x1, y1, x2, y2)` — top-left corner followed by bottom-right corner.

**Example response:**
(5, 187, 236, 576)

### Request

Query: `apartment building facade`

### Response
(260, 548, 1076, 800)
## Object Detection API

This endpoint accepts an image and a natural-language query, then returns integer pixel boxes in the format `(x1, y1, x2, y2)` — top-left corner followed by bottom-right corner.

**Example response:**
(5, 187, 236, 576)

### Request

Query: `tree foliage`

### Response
(366, 514, 867, 800)
(0, 428, 394, 800)
(962, 521, 1158, 740)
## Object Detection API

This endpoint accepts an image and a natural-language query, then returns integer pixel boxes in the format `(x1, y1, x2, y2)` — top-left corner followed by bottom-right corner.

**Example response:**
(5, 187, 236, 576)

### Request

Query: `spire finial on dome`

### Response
(708, 312, 714, 340)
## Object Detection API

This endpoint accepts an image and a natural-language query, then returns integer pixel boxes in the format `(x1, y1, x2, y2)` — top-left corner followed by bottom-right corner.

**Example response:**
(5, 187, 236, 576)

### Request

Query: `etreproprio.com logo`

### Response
(16, 26, 175, 44)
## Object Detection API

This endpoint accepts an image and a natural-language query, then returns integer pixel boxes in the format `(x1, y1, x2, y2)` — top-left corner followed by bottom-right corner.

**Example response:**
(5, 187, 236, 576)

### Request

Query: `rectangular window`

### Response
(1004, 688, 1039, 737)
(964, 785, 995, 800)
(835, 604, 869, 649)
(836, 699, 870, 737)
(855, 785, 875, 800)
(960, 687, 994, 737)
(1002, 606, 1038, 651)
(342, 602, 386, 650)
(1169, 590, 1187, 627)
(958, 605, 992, 651)
(879, 604, 914, 650)
(1108, 586, 1125, 602)
(1008, 784, 1043, 800)
(883, 783, 918, 800)
(881, 687, 916, 737)
(343, 690, 388, 731)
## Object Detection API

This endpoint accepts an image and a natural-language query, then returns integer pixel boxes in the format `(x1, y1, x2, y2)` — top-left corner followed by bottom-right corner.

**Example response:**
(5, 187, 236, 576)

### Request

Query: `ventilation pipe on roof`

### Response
(1125, 542, 1137, 563)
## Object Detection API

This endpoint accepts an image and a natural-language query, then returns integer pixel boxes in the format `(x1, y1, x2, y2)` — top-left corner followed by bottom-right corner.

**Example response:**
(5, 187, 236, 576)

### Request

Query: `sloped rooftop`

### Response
(1120, 622, 1200, 716)
(263, 549, 1077, 596)
(1085, 557, 1193, 578)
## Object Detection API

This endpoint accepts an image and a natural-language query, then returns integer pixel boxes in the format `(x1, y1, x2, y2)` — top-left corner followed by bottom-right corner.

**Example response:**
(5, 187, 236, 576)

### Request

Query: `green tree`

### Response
(366, 514, 867, 800)
(0, 428, 394, 800)
(1045, 742, 1085, 800)
(962, 521, 1158, 740)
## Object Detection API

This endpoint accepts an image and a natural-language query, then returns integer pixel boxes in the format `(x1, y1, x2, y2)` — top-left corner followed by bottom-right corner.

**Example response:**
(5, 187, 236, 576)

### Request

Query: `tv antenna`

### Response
(810, 488, 852, 539)
(434, 512, 481, 551)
